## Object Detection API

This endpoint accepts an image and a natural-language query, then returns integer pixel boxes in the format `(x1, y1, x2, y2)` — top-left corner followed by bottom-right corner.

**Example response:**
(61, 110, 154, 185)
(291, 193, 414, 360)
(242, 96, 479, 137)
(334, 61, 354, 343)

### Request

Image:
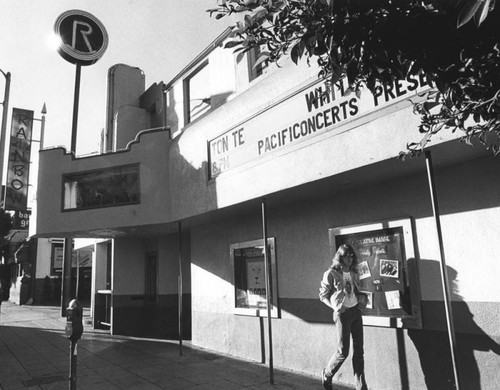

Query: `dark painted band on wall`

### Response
(279, 297, 499, 336)
(110, 293, 191, 339)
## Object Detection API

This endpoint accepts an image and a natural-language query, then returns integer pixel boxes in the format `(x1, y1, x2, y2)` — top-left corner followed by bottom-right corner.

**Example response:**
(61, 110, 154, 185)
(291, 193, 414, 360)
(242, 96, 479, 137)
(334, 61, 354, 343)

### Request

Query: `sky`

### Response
(0, 0, 231, 156)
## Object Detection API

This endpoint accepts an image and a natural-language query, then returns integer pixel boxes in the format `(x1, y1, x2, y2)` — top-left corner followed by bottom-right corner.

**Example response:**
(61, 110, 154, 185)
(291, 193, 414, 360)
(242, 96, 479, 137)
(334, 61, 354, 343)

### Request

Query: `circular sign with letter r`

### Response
(54, 9, 108, 66)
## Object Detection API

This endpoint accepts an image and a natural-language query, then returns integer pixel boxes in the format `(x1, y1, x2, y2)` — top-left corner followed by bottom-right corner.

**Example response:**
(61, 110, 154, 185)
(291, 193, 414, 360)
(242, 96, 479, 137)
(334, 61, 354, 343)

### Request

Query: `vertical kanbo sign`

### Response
(5, 108, 33, 211)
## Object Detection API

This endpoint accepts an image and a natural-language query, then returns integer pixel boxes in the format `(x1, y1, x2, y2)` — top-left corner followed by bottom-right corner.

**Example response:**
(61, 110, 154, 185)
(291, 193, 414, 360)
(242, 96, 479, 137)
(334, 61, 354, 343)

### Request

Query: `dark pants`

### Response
(326, 305, 367, 390)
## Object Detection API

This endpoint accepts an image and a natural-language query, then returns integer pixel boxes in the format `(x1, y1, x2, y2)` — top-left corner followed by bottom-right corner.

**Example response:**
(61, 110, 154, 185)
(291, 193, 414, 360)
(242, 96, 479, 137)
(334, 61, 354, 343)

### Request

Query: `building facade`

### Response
(36, 29, 500, 389)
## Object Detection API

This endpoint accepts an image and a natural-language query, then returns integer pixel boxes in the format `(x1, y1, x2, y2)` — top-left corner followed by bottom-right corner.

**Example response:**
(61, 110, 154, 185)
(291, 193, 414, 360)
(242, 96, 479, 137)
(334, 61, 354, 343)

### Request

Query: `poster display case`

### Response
(329, 218, 422, 328)
(230, 238, 279, 317)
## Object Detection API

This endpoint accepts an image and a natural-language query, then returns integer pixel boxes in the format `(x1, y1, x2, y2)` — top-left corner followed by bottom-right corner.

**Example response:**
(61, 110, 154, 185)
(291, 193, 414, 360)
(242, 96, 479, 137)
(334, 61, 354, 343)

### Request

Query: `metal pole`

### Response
(61, 238, 73, 317)
(0, 70, 11, 204)
(71, 64, 81, 154)
(424, 150, 461, 390)
(75, 252, 80, 300)
(178, 221, 183, 356)
(40, 103, 47, 149)
(261, 199, 274, 384)
(69, 340, 77, 389)
(61, 63, 81, 315)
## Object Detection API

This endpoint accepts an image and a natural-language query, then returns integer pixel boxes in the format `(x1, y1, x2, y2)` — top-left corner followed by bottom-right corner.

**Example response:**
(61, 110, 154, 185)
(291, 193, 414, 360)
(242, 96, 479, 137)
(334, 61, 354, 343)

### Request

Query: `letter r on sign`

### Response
(72, 21, 96, 53)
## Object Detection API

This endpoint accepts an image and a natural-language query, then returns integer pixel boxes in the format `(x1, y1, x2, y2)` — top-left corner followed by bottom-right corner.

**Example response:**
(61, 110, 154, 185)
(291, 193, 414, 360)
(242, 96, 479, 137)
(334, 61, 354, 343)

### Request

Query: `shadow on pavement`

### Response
(0, 322, 330, 390)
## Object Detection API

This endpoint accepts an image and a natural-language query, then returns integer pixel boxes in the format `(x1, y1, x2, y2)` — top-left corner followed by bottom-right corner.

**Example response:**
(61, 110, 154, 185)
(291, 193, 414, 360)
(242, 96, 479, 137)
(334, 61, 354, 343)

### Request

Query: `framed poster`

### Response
(329, 218, 422, 328)
(51, 244, 93, 276)
(230, 238, 279, 317)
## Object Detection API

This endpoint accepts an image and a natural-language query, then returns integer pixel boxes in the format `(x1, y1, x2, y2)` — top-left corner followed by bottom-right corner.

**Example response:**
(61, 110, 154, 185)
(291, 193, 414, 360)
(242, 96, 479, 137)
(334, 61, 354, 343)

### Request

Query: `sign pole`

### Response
(261, 198, 274, 385)
(61, 238, 73, 317)
(75, 251, 80, 299)
(63, 62, 80, 312)
(69, 340, 77, 390)
(40, 103, 47, 149)
(178, 221, 183, 356)
(0, 70, 10, 206)
(424, 151, 461, 390)
(70, 63, 81, 154)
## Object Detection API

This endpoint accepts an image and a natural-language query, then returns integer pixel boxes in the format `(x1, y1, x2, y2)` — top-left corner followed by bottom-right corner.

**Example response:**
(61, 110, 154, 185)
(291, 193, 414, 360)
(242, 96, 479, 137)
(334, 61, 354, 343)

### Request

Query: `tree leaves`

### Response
(210, 0, 500, 156)
(253, 51, 270, 68)
(290, 39, 306, 64)
(457, 0, 493, 27)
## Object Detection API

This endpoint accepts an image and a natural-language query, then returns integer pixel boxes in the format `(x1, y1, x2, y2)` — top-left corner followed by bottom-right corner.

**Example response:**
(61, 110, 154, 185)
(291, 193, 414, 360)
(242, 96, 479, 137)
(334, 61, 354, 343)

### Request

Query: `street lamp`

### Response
(0, 69, 11, 207)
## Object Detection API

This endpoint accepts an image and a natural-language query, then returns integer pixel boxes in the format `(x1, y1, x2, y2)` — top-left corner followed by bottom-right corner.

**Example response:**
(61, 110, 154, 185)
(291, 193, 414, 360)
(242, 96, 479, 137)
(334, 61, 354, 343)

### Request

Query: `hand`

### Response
(357, 294, 368, 309)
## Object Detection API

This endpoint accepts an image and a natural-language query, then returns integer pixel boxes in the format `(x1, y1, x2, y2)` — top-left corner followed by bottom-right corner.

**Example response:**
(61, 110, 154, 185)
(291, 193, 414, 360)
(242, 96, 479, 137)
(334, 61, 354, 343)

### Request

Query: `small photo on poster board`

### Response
(358, 261, 371, 280)
(380, 259, 399, 278)
(329, 218, 422, 328)
(361, 291, 373, 309)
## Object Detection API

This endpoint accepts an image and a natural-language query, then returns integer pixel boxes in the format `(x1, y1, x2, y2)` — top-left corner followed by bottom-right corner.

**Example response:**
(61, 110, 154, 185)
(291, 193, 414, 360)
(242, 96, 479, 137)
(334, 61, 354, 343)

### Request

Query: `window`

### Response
(248, 46, 269, 82)
(230, 238, 279, 317)
(63, 164, 140, 210)
(183, 60, 211, 125)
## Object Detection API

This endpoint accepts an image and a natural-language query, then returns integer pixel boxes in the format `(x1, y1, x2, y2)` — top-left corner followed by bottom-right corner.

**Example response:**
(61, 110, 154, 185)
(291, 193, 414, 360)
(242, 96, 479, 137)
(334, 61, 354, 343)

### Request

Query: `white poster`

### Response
(385, 290, 402, 310)
(246, 258, 266, 308)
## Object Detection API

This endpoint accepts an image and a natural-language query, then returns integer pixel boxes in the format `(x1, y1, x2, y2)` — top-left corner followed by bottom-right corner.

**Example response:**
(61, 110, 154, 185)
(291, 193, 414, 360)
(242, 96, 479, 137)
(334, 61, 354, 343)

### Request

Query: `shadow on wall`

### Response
(407, 259, 500, 390)
(278, 257, 500, 390)
(169, 141, 218, 219)
(165, 88, 179, 134)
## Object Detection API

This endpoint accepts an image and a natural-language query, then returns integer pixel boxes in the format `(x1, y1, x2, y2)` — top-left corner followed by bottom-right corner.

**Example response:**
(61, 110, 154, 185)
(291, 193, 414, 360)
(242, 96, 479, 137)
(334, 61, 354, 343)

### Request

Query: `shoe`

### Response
(322, 368, 332, 390)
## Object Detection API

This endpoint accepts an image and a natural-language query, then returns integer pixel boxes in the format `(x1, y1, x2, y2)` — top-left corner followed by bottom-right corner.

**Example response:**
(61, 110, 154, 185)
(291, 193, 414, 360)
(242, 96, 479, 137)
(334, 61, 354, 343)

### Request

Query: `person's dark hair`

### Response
(331, 244, 357, 272)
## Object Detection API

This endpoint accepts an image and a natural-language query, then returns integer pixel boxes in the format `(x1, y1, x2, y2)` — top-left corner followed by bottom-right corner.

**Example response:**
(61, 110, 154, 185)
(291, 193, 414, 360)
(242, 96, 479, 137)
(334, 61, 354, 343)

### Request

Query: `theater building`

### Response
(36, 29, 500, 389)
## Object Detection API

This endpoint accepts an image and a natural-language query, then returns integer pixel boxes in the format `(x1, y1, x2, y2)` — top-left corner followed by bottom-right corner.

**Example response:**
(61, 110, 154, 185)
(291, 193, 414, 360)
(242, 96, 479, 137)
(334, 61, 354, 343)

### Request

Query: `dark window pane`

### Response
(63, 164, 140, 210)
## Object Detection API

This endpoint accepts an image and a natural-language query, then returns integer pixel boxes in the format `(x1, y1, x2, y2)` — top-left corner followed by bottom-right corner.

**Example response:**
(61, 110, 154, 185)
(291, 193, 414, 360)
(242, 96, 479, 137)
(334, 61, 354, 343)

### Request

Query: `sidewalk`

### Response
(0, 302, 353, 390)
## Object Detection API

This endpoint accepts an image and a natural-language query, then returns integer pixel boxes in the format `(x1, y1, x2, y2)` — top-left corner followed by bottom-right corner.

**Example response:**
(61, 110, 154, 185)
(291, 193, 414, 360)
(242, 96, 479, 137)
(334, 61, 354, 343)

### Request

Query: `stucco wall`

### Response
(106, 64, 145, 152)
(190, 154, 500, 390)
(37, 59, 461, 240)
(36, 129, 171, 238)
(167, 65, 459, 222)
(34, 238, 53, 279)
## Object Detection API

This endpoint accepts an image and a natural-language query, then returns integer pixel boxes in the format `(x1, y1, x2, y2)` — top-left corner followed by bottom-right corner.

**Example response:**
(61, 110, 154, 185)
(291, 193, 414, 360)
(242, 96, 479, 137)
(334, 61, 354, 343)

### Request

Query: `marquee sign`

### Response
(208, 74, 433, 179)
(54, 9, 108, 66)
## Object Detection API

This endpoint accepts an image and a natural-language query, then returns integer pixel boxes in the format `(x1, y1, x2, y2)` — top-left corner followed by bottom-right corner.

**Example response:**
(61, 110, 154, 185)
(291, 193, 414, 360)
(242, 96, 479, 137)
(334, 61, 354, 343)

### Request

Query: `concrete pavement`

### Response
(0, 302, 354, 390)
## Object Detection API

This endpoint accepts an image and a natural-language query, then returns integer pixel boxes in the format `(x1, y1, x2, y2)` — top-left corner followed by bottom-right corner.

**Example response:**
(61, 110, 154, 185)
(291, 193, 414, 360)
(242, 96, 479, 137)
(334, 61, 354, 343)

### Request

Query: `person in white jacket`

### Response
(319, 244, 368, 390)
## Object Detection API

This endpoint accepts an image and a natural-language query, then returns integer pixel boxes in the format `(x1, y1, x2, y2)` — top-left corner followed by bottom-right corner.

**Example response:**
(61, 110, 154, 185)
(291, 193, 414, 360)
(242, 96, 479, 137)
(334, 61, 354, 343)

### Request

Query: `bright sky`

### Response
(0, 0, 230, 156)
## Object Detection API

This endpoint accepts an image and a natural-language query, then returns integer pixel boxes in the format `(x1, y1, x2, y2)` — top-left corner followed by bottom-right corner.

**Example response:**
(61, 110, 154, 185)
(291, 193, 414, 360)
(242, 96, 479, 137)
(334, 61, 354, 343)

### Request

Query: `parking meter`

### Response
(65, 299, 83, 341)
